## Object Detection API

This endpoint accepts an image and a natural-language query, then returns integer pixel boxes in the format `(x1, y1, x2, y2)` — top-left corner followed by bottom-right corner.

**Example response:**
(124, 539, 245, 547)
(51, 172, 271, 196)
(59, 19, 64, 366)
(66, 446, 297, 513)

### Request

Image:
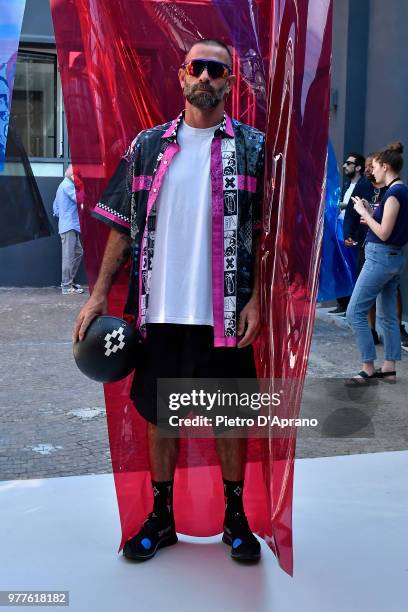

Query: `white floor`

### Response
(0, 451, 407, 612)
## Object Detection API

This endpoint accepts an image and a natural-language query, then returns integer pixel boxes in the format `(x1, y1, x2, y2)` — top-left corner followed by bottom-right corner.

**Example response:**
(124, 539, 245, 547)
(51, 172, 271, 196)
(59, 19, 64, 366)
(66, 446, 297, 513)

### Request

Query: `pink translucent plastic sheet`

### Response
(51, 0, 332, 575)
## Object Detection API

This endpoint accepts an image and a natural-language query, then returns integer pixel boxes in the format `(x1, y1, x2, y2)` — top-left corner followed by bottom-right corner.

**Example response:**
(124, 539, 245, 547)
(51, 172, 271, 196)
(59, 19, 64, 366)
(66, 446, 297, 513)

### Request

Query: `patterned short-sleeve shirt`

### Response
(92, 111, 264, 347)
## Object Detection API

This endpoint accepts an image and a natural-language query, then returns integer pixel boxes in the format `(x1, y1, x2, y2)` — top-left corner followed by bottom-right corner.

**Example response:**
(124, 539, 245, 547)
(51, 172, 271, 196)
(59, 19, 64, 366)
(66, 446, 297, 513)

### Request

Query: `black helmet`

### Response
(73, 315, 141, 383)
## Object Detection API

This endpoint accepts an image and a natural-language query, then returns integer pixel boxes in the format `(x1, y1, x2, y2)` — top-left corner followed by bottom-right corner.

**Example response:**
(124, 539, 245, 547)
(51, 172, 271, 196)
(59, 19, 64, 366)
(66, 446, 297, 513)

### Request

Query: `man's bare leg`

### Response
(148, 423, 179, 480)
(215, 432, 247, 480)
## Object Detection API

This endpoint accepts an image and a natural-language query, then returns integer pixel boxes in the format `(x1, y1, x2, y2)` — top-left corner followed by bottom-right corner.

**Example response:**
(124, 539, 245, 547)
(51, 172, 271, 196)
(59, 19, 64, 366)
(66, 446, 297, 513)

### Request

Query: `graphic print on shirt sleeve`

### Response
(222, 138, 238, 337)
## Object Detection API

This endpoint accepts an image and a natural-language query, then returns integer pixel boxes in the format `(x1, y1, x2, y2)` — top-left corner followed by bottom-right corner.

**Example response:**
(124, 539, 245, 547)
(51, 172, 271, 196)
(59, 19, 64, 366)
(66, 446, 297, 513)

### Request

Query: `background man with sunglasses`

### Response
(74, 39, 264, 563)
(329, 152, 373, 315)
(343, 154, 376, 246)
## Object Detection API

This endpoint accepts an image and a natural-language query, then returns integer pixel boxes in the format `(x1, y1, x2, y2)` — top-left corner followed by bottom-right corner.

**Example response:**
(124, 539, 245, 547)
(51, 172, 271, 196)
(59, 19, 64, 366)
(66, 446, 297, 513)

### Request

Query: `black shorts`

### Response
(130, 323, 257, 427)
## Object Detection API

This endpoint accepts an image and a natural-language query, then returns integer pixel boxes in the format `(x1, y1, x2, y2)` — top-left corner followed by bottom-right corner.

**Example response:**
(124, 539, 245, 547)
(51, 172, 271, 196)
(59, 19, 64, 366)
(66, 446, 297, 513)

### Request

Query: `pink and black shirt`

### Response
(92, 111, 264, 347)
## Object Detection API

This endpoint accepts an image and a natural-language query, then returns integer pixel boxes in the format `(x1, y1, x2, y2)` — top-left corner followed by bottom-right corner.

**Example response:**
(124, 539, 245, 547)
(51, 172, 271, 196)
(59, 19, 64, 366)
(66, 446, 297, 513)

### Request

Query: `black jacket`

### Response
(342, 176, 375, 244)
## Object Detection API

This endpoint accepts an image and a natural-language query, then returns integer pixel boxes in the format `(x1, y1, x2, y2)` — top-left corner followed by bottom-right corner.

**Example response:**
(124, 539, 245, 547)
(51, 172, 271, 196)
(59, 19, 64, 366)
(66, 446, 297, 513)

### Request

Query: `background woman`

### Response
(345, 142, 408, 384)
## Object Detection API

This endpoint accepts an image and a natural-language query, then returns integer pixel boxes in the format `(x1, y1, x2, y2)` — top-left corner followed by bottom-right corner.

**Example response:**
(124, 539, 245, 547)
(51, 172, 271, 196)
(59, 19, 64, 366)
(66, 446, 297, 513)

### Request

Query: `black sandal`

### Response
(373, 368, 397, 384)
(344, 370, 379, 387)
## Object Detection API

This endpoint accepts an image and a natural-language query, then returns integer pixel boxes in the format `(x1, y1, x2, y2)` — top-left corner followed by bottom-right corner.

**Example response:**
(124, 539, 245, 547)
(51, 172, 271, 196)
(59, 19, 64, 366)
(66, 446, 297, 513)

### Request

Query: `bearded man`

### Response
(73, 38, 265, 563)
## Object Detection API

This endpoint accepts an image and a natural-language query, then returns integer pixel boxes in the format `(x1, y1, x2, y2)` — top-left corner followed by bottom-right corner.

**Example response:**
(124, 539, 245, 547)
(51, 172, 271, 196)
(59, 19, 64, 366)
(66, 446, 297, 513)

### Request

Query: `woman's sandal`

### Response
(373, 368, 397, 384)
(344, 370, 379, 387)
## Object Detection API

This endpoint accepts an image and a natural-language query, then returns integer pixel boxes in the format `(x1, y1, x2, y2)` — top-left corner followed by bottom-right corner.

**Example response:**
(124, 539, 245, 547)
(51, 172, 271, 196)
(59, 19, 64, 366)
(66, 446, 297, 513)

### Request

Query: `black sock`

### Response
(223, 478, 244, 519)
(151, 480, 174, 521)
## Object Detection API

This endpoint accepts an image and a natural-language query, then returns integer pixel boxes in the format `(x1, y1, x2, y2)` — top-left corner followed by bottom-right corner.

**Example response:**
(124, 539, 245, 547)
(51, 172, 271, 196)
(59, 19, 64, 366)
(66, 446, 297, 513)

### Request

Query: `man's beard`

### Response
(345, 169, 356, 180)
(183, 82, 228, 109)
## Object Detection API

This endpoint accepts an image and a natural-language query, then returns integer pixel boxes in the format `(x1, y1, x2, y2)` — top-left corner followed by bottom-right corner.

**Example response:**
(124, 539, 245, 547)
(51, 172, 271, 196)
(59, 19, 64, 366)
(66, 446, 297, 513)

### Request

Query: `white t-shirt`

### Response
(343, 182, 356, 204)
(146, 120, 221, 326)
(339, 181, 357, 220)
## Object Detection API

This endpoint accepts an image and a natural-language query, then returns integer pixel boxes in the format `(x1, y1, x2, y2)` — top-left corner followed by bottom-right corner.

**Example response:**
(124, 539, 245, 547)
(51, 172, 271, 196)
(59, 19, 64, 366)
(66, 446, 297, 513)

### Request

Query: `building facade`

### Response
(0, 0, 86, 286)
(330, 0, 408, 314)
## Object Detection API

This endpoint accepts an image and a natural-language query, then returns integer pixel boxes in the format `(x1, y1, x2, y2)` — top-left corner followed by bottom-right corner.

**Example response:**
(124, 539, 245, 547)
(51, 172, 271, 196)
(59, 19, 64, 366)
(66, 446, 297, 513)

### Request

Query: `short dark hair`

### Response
(348, 152, 365, 173)
(186, 38, 233, 68)
(366, 151, 380, 162)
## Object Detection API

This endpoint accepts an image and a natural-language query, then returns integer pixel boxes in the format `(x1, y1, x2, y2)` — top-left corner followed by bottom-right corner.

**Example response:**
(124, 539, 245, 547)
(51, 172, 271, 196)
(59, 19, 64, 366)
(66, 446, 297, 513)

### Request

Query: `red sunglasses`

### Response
(182, 58, 232, 80)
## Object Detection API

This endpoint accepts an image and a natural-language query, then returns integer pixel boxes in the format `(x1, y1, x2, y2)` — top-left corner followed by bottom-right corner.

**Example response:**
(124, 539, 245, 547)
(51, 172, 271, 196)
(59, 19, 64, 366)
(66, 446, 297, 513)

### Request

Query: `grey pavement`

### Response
(0, 288, 108, 481)
(299, 305, 408, 457)
(0, 288, 407, 480)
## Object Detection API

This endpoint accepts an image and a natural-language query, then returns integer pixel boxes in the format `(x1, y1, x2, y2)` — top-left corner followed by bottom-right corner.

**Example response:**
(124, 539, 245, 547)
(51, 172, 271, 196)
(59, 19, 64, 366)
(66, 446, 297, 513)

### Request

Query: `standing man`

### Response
(53, 164, 84, 294)
(343, 154, 377, 253)
(73, 39, 264, 563)
(329, 152, 370, 315)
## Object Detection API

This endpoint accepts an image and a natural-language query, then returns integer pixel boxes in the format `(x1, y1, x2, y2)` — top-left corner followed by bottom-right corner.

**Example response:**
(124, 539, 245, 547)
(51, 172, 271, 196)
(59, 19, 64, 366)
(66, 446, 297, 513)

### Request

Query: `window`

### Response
(11, 51, 57, 158)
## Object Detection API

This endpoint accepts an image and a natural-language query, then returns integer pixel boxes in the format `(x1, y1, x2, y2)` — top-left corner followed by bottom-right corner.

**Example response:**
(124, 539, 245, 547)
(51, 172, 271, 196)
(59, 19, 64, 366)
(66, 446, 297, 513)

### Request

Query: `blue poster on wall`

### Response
(318, 141, 357, 302)
(0, 0, 26, 171)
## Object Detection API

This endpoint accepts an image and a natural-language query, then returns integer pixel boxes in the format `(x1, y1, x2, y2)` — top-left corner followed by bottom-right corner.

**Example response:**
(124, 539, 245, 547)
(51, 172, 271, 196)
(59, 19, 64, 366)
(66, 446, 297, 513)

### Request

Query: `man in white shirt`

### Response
(53, 164, 84, 294)
(328, 152, 365, 315)
(74, 39, 263, 563)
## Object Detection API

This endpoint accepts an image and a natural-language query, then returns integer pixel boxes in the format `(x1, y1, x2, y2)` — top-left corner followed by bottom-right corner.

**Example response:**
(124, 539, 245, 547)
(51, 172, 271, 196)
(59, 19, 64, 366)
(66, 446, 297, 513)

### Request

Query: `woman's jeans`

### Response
(346, 242, 406, 362)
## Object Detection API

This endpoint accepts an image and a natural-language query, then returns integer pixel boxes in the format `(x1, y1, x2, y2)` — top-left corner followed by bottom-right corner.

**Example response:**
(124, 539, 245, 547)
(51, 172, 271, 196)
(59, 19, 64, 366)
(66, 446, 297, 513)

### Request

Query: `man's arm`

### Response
(251, 233, 260, 298)
(237, 234, 261, 348)
(344, 180, 374, 241)
(343, 198, 361, 243)
(73, 227, 131, 342)
(237, 136, 263, 348)
(52, 189, 60, 218)
(64, 179, 77, 204)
